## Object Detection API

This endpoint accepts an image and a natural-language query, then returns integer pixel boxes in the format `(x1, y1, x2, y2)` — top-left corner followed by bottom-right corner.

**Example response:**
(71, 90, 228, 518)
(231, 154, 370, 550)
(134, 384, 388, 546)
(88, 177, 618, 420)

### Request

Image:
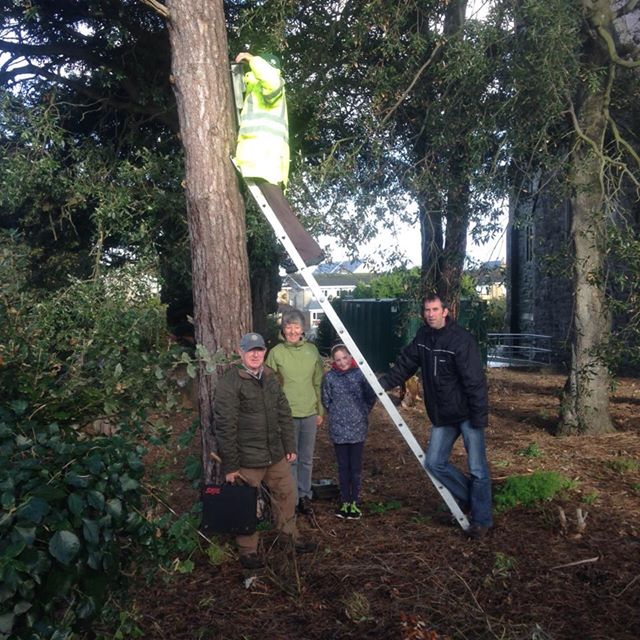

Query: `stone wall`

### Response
(507, 182, 573, 366)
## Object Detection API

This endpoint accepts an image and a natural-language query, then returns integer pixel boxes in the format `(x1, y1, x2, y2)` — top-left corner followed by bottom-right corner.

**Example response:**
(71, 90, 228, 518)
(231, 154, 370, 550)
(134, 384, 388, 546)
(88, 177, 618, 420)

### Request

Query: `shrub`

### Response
(517, 442, 542, 458)
(0, 233, 191, 638)
(604, 458, 640, 473)
(494, 471, 575, 512)
(0, 404, 153, 639)
(0, 232, 177, 429)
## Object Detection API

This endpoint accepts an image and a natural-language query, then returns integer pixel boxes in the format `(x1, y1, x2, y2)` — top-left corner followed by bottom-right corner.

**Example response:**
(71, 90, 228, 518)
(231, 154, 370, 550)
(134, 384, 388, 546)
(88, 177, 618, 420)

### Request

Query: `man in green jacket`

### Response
(213, 332, 316, 570)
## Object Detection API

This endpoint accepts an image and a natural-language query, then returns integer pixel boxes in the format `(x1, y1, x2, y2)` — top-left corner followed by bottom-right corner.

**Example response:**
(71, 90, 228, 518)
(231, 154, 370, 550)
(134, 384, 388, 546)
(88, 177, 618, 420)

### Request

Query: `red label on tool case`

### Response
(204, 486, 221, 495)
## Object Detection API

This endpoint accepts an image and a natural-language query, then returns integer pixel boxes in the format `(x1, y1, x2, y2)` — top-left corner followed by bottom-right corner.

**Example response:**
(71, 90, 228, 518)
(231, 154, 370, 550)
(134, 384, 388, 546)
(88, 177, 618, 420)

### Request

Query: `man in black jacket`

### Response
(380, 295, 492, 538)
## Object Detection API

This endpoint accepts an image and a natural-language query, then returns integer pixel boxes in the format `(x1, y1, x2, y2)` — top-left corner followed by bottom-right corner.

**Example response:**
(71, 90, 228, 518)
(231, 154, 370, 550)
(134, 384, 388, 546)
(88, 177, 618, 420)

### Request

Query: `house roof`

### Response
(313, 260, 364, 274)
(282, 273, 377, 288)
(469, 261, 506, 286)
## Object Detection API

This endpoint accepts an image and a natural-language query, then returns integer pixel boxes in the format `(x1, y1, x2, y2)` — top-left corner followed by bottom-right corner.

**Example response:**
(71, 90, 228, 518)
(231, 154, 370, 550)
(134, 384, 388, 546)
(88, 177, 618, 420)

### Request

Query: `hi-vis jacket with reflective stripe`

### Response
(234, 55, 289, 186)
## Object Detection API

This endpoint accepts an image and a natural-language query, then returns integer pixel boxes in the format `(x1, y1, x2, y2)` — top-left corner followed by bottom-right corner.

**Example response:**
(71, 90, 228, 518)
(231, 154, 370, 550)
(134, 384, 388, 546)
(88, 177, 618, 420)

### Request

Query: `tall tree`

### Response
(495, 0, 640, 434)
(247, 1, 505, 312)
(164, 0, 252, 480)
(557, 0, 639, 434)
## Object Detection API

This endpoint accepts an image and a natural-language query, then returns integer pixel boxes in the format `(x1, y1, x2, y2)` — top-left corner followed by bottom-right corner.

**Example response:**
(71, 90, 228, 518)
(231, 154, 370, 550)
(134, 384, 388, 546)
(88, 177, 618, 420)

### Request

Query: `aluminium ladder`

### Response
(241, 176, 470, 532)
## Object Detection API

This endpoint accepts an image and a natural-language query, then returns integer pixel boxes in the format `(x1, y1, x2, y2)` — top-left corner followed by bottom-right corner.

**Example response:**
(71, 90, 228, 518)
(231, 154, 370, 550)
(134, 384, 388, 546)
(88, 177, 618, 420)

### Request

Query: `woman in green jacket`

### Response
(266, 309, 324, 515)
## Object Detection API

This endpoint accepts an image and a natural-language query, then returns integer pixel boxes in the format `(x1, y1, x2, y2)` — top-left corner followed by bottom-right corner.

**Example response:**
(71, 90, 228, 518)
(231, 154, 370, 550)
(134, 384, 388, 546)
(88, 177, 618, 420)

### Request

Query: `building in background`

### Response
(278, 263, 376, 334)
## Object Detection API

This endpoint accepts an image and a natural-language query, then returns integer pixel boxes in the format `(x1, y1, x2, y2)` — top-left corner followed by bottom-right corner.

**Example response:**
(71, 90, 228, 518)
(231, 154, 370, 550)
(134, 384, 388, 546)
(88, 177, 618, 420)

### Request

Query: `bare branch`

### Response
(139, 0, 169, 19)
(380, 40, 444, 127)
(596, 25, 640, 67)
(550, 556, 600, 570)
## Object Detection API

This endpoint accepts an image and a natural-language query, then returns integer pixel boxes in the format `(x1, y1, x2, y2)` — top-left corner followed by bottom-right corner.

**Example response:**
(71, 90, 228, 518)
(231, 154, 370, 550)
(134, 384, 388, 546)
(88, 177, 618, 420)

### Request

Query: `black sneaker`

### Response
(466, 524, 490, 540)
(239, 553, 264, 570)
(297, 496, 314, 515)
(335, 502, 350, 519)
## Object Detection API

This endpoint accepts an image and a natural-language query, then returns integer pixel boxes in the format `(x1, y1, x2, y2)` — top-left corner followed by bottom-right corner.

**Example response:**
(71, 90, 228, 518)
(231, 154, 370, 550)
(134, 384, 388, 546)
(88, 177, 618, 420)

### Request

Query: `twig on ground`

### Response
(549, 556, 600, 570)
(613, 574, 639, 597)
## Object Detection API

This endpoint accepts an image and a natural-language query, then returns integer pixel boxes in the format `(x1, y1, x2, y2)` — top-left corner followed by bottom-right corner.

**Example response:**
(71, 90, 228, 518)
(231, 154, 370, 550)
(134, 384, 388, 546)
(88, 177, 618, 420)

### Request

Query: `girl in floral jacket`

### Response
(321, 344, 377, 519)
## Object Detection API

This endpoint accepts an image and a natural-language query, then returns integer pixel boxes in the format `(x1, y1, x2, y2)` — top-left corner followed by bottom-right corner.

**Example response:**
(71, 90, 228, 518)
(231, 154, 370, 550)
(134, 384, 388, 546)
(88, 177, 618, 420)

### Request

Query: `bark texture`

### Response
(166, 0, 252, 480)
(558, 0, 615, 435)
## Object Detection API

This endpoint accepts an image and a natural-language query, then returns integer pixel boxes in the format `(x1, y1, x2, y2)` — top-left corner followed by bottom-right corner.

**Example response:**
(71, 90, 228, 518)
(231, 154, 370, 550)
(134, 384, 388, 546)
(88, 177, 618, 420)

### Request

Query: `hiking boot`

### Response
(346, 502, 362, 520)
(297, 496, 314, 516)
(466, 524, 490, 540)
(335, 502, 350, 519)
(294, 539, 318, 555)
(239, 553, 264, 570)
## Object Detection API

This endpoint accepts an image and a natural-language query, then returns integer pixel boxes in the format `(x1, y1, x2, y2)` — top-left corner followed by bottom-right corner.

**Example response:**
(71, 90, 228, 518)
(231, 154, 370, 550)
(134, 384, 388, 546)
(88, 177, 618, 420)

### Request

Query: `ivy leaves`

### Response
(0, 411, 151, 639)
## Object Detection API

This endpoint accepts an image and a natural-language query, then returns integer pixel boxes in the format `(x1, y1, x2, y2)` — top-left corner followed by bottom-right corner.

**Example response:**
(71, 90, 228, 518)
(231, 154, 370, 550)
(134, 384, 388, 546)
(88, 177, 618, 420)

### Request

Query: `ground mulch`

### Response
(129, 368, 640, 640)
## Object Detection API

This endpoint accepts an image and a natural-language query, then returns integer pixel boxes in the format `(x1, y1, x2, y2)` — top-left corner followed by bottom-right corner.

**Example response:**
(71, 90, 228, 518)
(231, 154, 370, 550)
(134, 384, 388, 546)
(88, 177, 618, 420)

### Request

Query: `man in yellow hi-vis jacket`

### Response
(234, 51, 324, 269)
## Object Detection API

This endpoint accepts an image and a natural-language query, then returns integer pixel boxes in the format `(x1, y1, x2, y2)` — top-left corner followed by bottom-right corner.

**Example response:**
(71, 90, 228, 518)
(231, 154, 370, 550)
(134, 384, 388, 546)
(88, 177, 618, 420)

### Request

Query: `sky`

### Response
(319, 210, 507, 269)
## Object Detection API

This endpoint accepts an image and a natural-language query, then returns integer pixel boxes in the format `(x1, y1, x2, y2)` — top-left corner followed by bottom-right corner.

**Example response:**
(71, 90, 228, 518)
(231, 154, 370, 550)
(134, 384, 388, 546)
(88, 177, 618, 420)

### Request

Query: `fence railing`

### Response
(487, 333, 552, 367)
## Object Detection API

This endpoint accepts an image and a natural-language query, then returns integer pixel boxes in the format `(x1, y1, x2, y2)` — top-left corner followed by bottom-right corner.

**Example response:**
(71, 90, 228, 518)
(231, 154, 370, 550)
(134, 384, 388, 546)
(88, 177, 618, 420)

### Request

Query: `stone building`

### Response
(506, 177, 574, 366)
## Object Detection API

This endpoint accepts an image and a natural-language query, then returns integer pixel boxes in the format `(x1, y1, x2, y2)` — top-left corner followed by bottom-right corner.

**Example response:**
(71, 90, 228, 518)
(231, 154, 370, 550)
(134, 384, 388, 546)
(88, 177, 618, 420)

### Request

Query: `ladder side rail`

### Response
(244, 178, 470, 530)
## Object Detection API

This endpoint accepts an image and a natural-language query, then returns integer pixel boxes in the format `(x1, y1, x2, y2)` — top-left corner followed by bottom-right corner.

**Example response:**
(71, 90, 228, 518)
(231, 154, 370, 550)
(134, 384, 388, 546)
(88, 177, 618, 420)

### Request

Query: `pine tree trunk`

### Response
(558, 32, 614, 434)
(166, 0, 252, 480)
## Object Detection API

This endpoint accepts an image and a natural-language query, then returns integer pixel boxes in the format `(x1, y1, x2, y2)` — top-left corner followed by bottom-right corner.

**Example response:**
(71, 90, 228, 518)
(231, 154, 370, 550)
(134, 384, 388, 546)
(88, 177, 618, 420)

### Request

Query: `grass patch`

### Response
(408, 513, 432, 525)
(493, 552, 517, 578)
(517, 442, 542, 458)
(367, 499, 403, 515)
(604, 458, 640, 474)
(494, 471, 575, 512)
(582, 491, 599, 505)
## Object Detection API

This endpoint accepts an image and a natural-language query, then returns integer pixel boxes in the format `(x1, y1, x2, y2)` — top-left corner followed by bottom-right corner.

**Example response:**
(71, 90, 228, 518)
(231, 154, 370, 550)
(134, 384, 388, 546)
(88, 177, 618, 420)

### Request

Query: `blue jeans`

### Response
(291, 416, 317, 501)
(425, 419, 493, 527)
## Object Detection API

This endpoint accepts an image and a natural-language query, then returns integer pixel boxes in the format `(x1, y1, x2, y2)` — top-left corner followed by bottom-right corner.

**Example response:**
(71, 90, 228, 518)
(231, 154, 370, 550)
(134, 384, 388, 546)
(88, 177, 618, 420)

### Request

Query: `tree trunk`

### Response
(440, 177, 470, 318)
(166, 0, 252, 480)
(420, 199, 444, 293)
(250, 260, 280, 336)
(558, 9, 614, 434)
(419, 0, 468, 315)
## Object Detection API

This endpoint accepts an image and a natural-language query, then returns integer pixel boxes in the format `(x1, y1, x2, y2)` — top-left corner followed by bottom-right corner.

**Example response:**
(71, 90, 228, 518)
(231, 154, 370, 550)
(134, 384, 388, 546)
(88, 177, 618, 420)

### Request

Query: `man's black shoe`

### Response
(466, 524, 490, 540)
(239, 553, 265, 569)
(297, 496, 314, 515)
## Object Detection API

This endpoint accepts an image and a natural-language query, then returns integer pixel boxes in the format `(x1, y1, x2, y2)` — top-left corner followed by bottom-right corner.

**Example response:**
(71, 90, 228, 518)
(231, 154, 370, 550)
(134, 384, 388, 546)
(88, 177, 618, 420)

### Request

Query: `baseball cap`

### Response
(240, 332, 266, 351)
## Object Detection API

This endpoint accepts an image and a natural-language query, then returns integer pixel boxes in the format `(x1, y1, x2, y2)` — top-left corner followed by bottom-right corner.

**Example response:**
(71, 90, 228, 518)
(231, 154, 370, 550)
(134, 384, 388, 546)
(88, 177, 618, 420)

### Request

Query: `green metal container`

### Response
(316, 297, 488, 371)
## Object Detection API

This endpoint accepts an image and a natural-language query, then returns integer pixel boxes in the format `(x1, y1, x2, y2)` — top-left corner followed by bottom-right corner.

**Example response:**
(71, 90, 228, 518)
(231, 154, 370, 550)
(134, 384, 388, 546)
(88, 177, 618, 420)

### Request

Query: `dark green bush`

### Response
(0, 404, 153, 639)
(0, 233, 194, 638)
(0, 232, 178, 429)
